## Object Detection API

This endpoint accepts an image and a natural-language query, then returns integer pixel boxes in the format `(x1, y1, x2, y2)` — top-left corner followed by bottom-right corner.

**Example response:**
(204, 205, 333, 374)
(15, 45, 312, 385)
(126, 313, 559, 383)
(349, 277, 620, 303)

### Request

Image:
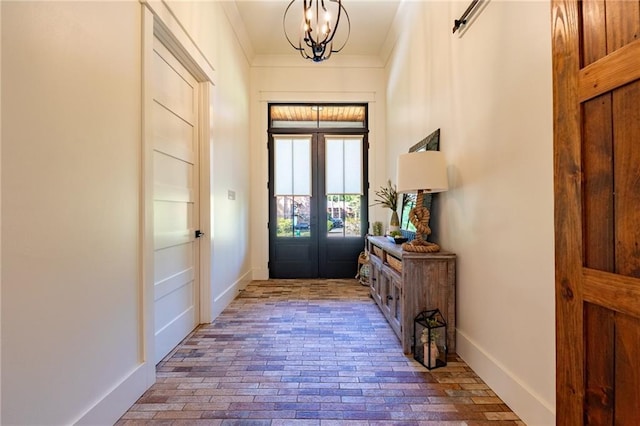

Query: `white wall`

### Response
(249, 56, 388, 279)
(2, 3, 143, 423)
(385, 1, 555, 424)
(164, 0, 253, 320)
(1, 1, 251, 423)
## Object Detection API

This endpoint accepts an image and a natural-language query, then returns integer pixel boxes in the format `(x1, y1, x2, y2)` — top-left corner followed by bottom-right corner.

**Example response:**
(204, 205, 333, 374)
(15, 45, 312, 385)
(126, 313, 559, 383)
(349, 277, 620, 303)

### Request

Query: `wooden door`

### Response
(369, 253, 384, 306)
(388, 271, 402, 337)
(152, 37, 201, 364)
(553, 0, 640, 423)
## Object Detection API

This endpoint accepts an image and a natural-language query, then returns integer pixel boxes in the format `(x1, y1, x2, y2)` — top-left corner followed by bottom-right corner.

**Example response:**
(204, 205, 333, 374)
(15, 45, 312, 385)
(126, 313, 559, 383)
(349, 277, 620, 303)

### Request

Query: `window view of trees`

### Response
(326, 194, 361, 237)
(276, 194, 361, 238)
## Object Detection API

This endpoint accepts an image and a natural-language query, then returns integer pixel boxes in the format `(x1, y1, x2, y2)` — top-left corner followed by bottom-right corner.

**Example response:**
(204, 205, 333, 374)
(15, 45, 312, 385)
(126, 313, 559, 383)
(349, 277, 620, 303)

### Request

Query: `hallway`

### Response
(118, 279, 522, 425)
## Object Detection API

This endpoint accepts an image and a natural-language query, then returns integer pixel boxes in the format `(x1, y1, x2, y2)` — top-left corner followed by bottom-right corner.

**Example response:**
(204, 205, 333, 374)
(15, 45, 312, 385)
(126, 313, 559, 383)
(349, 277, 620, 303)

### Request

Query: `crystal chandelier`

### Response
(283, 0, 351, 62)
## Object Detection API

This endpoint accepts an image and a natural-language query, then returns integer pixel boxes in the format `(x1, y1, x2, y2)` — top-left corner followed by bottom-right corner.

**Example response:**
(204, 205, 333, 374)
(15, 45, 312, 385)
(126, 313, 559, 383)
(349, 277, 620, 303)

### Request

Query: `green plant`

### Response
(420, 319, 441, 343)
(277, 218, 292, 235)
(372, 221, 384, 236)
(372, 179, 398, 211)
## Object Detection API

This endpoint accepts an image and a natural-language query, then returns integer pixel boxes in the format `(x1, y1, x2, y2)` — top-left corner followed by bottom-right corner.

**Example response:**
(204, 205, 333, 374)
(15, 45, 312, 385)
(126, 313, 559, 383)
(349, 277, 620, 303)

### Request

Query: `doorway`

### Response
(151, 36, 202, 364)
(268, 104, 369, 278)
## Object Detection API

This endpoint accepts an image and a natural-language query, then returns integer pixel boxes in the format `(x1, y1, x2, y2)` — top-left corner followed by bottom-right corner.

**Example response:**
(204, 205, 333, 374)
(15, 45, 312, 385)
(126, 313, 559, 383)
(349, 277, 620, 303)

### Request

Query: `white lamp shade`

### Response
(396, 151, 448, 193)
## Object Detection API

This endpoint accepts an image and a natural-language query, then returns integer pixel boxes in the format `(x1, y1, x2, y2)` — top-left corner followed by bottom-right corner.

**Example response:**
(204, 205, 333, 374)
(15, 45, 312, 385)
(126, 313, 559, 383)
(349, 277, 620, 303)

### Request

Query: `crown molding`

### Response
(251, 54, 385, 69)
(379, 0, 407, 68)
(220, 1, 255, 65)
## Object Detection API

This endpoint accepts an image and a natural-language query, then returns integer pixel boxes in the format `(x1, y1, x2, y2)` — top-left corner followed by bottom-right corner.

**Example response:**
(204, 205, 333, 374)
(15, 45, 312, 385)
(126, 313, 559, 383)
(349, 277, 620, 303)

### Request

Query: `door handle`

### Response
(195, 230, 205, 238)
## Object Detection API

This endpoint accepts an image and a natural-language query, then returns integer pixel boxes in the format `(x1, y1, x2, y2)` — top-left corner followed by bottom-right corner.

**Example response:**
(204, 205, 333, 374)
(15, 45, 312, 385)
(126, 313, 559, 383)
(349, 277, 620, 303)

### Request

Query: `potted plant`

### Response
(373, 179, 399, 232)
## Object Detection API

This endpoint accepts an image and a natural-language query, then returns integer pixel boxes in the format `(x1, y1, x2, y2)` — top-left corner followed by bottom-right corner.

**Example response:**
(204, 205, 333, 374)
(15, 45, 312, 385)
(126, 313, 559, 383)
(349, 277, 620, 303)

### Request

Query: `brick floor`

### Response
(117, 279, 524, 425)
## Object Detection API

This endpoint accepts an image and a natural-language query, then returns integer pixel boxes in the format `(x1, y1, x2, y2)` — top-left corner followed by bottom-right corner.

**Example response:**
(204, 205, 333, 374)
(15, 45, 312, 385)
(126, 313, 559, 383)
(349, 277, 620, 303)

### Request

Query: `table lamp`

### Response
(396, 151, 448, 252)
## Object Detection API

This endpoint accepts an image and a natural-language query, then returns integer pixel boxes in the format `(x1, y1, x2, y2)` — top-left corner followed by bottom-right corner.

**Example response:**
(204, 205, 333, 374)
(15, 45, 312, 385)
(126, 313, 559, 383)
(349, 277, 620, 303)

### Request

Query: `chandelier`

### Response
(283, 0, 351, 62)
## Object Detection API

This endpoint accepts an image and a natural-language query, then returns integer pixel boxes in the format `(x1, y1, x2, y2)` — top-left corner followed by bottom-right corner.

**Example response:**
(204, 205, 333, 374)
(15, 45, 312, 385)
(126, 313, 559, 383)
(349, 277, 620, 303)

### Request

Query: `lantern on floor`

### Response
(413, 309, 447, 369)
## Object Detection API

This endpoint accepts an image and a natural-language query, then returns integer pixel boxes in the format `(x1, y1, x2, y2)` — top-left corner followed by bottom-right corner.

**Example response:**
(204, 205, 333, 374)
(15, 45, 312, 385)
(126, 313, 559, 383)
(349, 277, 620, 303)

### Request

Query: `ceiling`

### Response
(233, 0, 401, 58)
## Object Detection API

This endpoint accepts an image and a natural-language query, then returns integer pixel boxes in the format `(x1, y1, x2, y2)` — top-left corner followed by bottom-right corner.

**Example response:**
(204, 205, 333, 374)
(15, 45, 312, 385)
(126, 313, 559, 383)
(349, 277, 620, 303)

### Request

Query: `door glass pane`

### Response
(325, 137, 362, 194)
(327, 195, 361, 237)
(275, 135, 312, 239)
(275, 136, 311, 196)
(325, 136, 363, 238)
(276, 195, 311, 238)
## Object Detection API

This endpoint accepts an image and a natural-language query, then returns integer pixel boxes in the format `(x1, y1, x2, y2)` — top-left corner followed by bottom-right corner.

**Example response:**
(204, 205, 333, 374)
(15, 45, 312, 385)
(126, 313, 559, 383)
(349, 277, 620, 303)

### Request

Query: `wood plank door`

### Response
(553, 0, 640, 423)
(152, 37, 201, 364)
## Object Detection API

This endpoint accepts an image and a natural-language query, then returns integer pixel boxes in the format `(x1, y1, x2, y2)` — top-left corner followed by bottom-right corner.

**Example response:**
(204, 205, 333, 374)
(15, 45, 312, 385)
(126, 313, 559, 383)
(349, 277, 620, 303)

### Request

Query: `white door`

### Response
(152, 37, 200, 364)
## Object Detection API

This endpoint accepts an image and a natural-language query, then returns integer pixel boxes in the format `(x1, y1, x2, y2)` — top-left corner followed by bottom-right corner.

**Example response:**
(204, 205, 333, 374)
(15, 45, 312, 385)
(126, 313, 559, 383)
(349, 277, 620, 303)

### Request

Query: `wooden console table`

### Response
(366, 236, 456, 354)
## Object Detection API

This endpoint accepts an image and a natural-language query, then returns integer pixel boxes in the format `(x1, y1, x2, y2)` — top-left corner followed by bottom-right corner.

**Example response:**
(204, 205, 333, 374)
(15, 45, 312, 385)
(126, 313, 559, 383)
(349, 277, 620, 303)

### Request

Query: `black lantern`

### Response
(413, 309, 447, 369)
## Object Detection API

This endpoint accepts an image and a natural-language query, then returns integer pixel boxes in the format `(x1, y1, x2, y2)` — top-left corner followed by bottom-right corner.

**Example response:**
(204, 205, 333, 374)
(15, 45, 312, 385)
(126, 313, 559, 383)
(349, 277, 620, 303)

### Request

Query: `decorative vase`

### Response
(389, 210, 400, 233)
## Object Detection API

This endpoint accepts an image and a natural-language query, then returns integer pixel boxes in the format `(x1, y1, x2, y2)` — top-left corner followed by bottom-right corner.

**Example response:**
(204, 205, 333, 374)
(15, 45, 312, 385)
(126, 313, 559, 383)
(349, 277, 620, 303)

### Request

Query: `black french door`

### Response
(268, 113, 369, 279)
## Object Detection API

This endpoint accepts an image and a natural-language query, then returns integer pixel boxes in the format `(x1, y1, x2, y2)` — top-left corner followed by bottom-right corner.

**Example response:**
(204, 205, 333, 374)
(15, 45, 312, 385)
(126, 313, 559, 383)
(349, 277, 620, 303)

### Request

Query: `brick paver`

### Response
(117, 279, 523, 425)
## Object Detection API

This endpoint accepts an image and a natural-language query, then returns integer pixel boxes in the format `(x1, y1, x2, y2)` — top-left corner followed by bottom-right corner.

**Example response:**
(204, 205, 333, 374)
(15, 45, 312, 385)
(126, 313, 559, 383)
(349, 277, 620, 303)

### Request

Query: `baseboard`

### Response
(252, 267, 269, 281)
(211, 270, 252, 319)
(74, 361, 153, 425)
(456, 330, 555, 426)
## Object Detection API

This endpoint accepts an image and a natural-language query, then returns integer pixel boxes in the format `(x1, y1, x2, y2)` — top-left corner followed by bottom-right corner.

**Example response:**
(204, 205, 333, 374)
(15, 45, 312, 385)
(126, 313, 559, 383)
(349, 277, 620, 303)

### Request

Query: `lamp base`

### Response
(404, 190, 440, 252)
(402, 239, 441, 253)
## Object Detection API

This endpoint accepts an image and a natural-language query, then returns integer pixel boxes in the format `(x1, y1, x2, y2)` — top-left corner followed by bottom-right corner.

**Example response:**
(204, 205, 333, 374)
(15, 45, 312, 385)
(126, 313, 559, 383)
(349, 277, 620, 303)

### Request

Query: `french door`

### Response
(268, 127, 368, 279)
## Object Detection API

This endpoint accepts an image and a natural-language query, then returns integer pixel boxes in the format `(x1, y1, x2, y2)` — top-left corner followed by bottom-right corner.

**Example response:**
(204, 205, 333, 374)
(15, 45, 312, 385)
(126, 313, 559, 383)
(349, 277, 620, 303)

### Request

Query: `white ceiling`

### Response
(232, 0, 402, 58)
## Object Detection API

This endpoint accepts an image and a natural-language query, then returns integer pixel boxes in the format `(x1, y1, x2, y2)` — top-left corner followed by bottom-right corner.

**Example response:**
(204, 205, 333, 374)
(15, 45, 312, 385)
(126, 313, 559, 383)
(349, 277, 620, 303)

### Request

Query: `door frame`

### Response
(267, 104, 369, 279)
(252, 93, 379, 281)
(141, 2, 215, 384)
